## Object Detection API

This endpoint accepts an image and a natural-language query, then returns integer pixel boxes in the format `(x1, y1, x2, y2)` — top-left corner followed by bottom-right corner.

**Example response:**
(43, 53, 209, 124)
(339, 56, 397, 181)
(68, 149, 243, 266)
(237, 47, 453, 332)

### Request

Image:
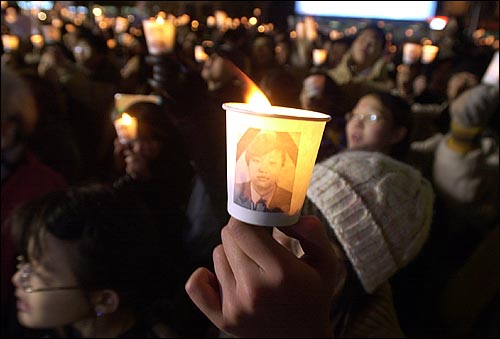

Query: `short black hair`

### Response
(367, 90, 413, 160)
(357, 24, 386, 51)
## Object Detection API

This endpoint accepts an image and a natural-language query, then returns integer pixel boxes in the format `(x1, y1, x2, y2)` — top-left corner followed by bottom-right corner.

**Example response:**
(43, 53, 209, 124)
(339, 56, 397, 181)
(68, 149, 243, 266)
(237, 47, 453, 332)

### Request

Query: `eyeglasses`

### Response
(16, 256, 81, 293)
(345, 112, 385, 124)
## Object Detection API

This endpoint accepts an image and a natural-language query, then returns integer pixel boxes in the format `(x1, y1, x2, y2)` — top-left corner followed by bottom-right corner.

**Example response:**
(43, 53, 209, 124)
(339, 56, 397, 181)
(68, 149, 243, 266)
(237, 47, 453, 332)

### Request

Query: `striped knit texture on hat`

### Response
(307, 151, 434, 293)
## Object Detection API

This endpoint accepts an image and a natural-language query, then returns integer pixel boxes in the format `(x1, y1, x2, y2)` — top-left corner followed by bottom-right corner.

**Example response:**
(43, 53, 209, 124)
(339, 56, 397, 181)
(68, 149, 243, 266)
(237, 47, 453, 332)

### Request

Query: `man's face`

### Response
(248, 149, 283, 194)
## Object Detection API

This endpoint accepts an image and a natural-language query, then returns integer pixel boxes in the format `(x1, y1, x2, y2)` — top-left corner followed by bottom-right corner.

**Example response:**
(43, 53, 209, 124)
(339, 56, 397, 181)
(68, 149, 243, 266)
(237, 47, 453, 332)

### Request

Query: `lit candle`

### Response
(30, 33, 44, 49)
(224, 84, 330, 226)
(2, 34, 19, 52)
(420, 45, 439, 64)
(194, 45, 208, 62)
(312, 48, 327, 66)
(214, 10, 227, 30)
(142, 16, 176, 55)
(304, 16, 317, 42)
(115, 16, 129, 33)
(206, 16, 215, 28)
(296, 22, 305, 40)
(402, 42, 422, 64)
(114, 112, 138, 144)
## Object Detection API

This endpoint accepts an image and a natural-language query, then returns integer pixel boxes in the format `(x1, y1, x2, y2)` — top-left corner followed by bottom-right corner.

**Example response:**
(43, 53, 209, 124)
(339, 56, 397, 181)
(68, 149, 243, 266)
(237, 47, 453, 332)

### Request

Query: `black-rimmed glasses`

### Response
(16, 256, 81, 293)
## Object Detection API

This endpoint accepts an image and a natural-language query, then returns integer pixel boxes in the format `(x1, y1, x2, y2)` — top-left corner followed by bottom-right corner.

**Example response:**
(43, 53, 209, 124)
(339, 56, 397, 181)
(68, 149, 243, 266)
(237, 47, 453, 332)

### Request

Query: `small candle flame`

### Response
(246, 86, 271, 108)
(121, 112, 133, 125)
(229, 67, 271, 108)
(156, 16, 164, 25)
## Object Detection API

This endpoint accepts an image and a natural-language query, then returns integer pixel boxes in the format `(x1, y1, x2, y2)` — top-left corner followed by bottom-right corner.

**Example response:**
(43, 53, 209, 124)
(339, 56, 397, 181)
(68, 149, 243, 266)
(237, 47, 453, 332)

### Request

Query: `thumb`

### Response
(278, 215, 337, 269)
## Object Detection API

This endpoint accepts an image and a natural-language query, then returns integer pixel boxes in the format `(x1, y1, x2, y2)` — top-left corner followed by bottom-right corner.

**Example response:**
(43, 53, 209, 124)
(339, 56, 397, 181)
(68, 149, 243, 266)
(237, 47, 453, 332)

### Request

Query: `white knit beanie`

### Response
(307, 151, 434, 294)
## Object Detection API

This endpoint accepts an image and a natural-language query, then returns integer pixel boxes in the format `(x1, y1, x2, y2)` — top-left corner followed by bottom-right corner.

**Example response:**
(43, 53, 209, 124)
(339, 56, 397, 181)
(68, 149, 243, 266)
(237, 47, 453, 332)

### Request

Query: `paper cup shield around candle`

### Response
(142, 16, 176, 55)
(402, 43, 422, 64)
(113, 93, 162, 144)
(224, 90, 331, 226)
(421, 45, 439, 64)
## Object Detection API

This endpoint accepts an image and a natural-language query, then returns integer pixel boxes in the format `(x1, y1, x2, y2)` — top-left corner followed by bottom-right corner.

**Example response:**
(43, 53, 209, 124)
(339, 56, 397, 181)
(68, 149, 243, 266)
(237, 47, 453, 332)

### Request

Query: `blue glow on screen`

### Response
(295, 1, 437, 21)
(17, 1, 54, 11)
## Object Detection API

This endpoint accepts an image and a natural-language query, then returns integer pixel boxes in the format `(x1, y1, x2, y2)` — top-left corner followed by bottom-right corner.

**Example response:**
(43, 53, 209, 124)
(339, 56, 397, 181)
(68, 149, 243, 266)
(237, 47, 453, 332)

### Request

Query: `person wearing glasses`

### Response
(344, 90, 412, 161)
(10, 184, 180, 338)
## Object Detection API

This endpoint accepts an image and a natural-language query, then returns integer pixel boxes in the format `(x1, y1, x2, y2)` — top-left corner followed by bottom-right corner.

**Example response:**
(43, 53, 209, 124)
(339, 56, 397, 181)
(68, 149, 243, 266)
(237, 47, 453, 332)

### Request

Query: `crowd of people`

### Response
(1, 3, 498, 338)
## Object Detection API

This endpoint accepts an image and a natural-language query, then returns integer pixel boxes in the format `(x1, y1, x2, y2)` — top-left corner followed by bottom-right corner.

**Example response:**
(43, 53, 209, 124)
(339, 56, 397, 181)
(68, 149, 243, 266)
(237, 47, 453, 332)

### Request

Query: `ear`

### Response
(389, 126, 408, 146)
(91, 289, 120, 316)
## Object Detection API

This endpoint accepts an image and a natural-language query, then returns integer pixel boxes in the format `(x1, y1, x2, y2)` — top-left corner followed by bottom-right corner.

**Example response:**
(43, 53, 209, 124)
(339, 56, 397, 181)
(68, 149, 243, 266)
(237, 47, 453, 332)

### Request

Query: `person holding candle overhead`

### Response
(112, 101, 194, 239)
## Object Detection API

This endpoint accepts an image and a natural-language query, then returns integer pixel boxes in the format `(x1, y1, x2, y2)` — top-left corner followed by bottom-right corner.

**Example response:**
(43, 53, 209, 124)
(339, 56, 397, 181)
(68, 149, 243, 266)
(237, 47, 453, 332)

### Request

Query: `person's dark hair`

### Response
(357, 24, 386, 51)
(123, 101, 174, 141)
(75, 27, 108, 55)
(11, 183, 179, 324)
(260, 68, 301, 108)
(368, 90, 413, 160)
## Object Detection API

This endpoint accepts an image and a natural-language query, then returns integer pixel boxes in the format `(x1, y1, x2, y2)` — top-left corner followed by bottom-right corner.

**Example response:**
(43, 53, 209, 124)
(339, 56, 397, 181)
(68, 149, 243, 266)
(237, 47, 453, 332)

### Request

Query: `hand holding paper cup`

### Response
(113, 93, 161, 144)
(224, 91, 330, 227)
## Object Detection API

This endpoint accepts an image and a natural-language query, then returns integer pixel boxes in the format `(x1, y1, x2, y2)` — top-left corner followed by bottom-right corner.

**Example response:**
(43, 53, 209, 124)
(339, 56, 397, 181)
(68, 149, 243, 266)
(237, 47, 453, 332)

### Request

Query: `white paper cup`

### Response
(114, 93, 162, 114)
(403, 43, 422, 64)
(224, 103, 330, 226)
(421, 45, 439, 64)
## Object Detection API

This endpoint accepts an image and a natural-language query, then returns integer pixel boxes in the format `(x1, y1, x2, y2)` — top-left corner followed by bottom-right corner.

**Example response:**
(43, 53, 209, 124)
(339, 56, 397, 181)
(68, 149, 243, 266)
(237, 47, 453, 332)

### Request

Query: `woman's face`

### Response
(346, 94, 399, 154)
(12, 233, 91, 328)
(350, 29, 383, 67)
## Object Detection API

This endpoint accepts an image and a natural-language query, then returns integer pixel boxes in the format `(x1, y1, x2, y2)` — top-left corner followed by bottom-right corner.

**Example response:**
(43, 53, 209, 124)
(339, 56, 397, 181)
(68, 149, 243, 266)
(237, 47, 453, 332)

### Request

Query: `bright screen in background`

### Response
(295, 1, 438, 21)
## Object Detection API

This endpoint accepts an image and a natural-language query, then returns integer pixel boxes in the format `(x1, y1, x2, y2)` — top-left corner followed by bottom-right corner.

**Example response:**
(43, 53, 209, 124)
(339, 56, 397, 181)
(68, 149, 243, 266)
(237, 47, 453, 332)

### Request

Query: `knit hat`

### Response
(450, 83, 499, 129)
(306, 151, 434, 294)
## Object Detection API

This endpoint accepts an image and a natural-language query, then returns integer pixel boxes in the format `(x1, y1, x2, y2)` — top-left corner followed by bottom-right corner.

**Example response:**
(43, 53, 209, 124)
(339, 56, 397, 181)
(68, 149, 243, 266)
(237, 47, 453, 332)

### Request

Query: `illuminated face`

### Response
(351, 29, 383, 67)
(248, 149, 283, 195)
(72, 39, 92, 65)
(12, 233, 91, 329)
(346, 94, 396, 154)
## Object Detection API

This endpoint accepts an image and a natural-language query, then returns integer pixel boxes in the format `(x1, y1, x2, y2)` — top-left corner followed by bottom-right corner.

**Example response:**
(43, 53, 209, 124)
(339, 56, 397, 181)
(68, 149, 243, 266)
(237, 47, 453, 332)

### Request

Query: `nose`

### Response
(11, 269, 21, 289)
(350, 116, 365, 127)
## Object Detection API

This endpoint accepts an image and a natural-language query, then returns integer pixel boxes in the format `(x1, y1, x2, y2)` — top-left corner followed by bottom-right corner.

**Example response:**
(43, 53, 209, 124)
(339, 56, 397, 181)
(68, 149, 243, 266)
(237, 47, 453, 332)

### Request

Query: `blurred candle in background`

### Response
(421, 45, 439, 64)
(143, 15, 176, 55)
(312, 48, 327, 66)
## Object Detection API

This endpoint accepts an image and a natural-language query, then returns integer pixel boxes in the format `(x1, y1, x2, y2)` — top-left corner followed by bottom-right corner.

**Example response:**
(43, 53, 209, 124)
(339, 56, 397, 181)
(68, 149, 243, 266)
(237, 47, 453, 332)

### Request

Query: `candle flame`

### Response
(121, 112, 133, 125)
(156, 16, 164, 24)
(246, 85, 271, 108)
(229, 66, 271, 108)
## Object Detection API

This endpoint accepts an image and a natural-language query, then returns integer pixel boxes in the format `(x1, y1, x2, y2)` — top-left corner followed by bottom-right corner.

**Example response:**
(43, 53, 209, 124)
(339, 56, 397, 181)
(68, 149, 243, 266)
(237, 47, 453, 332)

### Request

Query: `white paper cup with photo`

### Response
(224, 103, 330, 226)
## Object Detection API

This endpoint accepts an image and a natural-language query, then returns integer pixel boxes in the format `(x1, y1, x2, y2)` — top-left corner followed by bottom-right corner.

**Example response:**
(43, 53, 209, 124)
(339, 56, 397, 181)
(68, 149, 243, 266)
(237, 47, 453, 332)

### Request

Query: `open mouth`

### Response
(16, 299, 30, 312)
